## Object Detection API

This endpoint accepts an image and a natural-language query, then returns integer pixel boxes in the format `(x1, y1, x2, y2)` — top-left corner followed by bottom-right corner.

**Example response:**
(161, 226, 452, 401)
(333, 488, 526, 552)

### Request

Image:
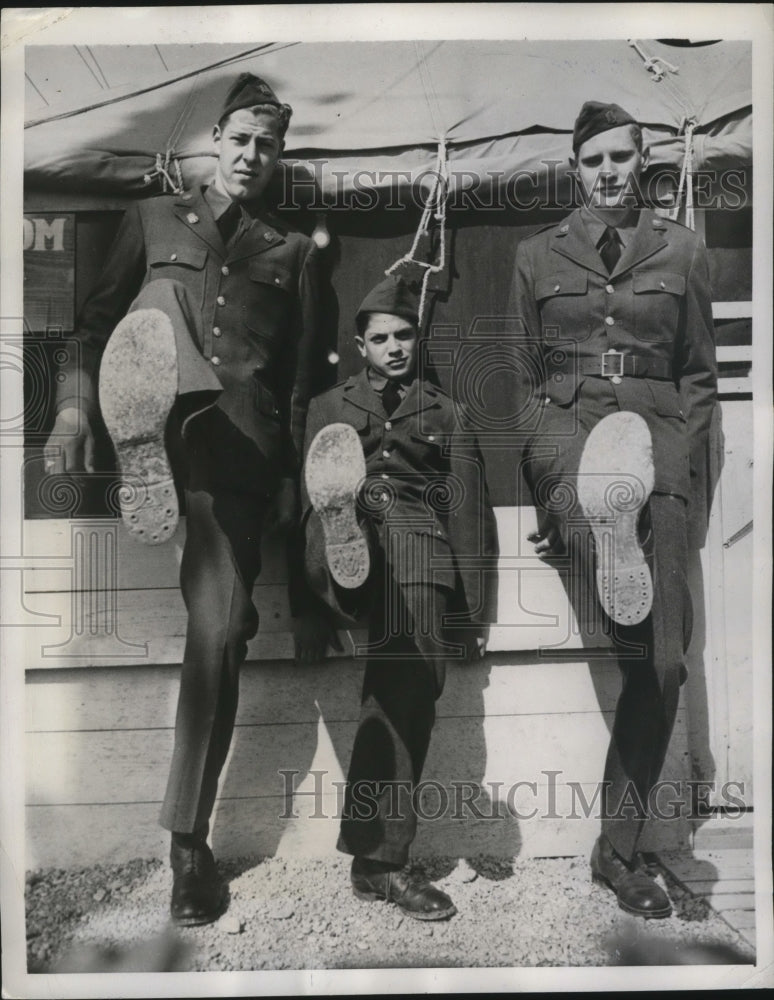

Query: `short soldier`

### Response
(509, 102, 717, 917)
(43, 73, 334, 925)
(301, 275, 499, 920)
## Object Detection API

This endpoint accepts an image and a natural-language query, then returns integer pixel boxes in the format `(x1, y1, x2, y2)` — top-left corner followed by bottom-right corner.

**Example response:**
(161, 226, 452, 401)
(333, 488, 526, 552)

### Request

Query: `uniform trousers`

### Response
(111, 279, 270, 836)
(524, 379, 691, 861)
(317, 523, 455, 867)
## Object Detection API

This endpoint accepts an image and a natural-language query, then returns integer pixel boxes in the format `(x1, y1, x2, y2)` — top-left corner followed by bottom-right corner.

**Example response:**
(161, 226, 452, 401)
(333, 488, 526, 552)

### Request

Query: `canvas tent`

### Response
(25, 39, 752, 206)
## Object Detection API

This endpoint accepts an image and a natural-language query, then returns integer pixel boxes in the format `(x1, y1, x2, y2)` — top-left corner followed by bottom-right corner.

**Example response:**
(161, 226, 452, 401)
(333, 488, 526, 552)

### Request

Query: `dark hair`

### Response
(217, 103, 292, 139)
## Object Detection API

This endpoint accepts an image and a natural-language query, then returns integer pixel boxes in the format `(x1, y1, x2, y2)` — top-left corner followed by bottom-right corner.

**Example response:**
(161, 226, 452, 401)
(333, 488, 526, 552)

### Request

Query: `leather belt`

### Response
(546, 349, 673, 381)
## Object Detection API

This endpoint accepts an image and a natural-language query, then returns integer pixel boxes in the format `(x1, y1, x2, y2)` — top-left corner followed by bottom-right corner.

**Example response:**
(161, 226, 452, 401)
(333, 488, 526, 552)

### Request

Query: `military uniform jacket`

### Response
(508, 208, 717, 518)
(58, 186, 322, 487)
(302, 370, 499, 628)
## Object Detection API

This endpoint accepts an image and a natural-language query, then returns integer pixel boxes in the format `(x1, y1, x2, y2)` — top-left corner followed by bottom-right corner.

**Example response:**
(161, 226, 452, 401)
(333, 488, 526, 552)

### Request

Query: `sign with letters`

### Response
(23, 213, 75, 332)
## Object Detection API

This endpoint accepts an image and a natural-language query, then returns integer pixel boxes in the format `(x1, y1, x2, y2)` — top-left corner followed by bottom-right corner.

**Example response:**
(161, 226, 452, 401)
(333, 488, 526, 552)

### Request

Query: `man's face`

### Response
(571, 125, 649, 209)
(356, 313, 418, 381)
(212, 108, 283, 202)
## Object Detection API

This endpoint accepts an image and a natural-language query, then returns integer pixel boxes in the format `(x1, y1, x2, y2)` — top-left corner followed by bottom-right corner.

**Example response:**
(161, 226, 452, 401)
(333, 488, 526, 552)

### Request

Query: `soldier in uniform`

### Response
(43, 73, 334, 925)
(508, 102, 717, 917)
(301, 275, 499, 920)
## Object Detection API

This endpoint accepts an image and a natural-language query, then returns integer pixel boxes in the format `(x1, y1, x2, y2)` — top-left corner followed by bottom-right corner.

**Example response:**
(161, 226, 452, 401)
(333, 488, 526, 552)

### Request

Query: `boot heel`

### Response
(352, 887, 382, 901)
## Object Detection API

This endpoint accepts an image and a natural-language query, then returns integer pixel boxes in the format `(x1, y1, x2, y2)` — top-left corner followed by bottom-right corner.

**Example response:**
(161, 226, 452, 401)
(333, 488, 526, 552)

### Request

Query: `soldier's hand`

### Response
(43, 406, 96, 475)
(292, 610, 343, 665)
(266, 477, 299, 534)
(467, 635, 487, 663)
(528, 514, 565, 558)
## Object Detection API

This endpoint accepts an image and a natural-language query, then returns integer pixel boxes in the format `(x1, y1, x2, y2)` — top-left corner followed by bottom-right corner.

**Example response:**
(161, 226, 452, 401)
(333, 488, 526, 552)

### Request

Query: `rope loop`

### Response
(385, 137, 449, 326)
(669, 117, 697, 230)
(142, 150, 185, 195)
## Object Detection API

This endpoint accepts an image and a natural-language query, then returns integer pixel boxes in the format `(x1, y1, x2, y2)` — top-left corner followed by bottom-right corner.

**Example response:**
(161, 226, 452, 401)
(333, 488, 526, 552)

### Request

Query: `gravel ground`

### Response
(26, 854, 756, 972)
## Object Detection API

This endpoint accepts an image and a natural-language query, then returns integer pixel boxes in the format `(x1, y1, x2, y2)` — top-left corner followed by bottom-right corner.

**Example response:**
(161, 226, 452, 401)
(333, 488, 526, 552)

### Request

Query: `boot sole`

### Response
(305, 423, 369, 589)
(352, 886, 457, 920)
(99, 309, 179, 545)
(591, 871, 672, 920)
(577, 411, 655, 626)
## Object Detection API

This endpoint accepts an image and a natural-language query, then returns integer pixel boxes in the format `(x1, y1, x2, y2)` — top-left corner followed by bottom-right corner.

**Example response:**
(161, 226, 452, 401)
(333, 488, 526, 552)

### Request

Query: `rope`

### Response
(627, 39, 680, 83)
(385, 136, 449, 327)
(142, 152, 185, 195)
(669, 117, 697, 229)
(627, 40, 697, 232)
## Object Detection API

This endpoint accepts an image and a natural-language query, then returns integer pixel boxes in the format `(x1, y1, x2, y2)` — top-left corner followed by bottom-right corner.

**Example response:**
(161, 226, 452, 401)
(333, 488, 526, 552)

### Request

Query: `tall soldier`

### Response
(43, 73, 334, 925)
(509, 102, 717, 917)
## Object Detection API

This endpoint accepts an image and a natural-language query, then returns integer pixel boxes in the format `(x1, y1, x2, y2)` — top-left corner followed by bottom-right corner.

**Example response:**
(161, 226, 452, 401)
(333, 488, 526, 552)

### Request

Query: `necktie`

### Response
(217, 201, 243, 248)
(382, 380, 402, 416)
(598, 226, 621, 273)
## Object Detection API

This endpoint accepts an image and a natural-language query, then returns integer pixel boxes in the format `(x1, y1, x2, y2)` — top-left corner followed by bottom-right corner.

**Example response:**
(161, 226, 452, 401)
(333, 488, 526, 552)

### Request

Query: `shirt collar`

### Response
(580, 205, 638, 248)
(204, 180, 263, 222)
(366, 367, 412, 396)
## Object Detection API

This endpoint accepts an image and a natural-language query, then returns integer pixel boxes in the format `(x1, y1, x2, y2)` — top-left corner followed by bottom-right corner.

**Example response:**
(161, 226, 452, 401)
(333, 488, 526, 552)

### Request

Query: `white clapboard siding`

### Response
(27, 709, 690, 807)
(20, 508, 614, 670)
(25, 652, 691, 867)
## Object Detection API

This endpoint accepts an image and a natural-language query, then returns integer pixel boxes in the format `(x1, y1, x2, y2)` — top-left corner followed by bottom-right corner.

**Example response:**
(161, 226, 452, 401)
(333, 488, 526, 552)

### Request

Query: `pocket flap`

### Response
(535, 273, 588, 300)
(408, 429, 446, 447)
(148, 245, 207, 269)
(249, 259, 294, 291)
(632, 271, 686, 296)
(648, 379, 684, 418)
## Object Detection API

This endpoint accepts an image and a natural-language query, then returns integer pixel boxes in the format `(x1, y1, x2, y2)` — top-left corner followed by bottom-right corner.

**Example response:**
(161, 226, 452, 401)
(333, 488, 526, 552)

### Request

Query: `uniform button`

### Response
(213, 327, 221, 337)
(382, 450, 391, 459)
(211, 356, 221, 366)
(605, 316, 615, 326)
(274, 277, 281, 285)
(611, 375, 622, 385)
(660, 280, 666, 288)
(170, 253, 177, 261)
(428, 434, 435, 442)
(384, 421, 392, 430)
(216, 295, 226, 306)
(554, 283, 561, 292)
(221, 265, 230, 276)
(605, 284, 614, 294)
(381, 473, 389, 480)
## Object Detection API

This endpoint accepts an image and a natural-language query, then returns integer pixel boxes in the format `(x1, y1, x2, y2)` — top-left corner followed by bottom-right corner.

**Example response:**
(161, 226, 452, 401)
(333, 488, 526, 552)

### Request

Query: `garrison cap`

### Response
(572, 101, 638, 153)
(356, 275, 419, 328)
(219, 72, 292, 134)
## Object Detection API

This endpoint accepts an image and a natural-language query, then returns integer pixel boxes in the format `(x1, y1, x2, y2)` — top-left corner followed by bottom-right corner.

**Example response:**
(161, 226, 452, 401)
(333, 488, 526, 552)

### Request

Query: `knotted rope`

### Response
(385, 136, 449, 327)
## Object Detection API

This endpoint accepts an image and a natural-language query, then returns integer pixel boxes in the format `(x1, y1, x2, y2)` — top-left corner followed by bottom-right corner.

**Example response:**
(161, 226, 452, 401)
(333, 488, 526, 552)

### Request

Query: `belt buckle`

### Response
(601, 349, 624, 379)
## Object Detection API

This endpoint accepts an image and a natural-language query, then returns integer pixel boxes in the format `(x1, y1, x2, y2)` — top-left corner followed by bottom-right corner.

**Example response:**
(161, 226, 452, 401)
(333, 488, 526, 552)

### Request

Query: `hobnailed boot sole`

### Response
(304, 423, 369, 589)
(98, 309, 179, 545)
(577, 411, 655, 626)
